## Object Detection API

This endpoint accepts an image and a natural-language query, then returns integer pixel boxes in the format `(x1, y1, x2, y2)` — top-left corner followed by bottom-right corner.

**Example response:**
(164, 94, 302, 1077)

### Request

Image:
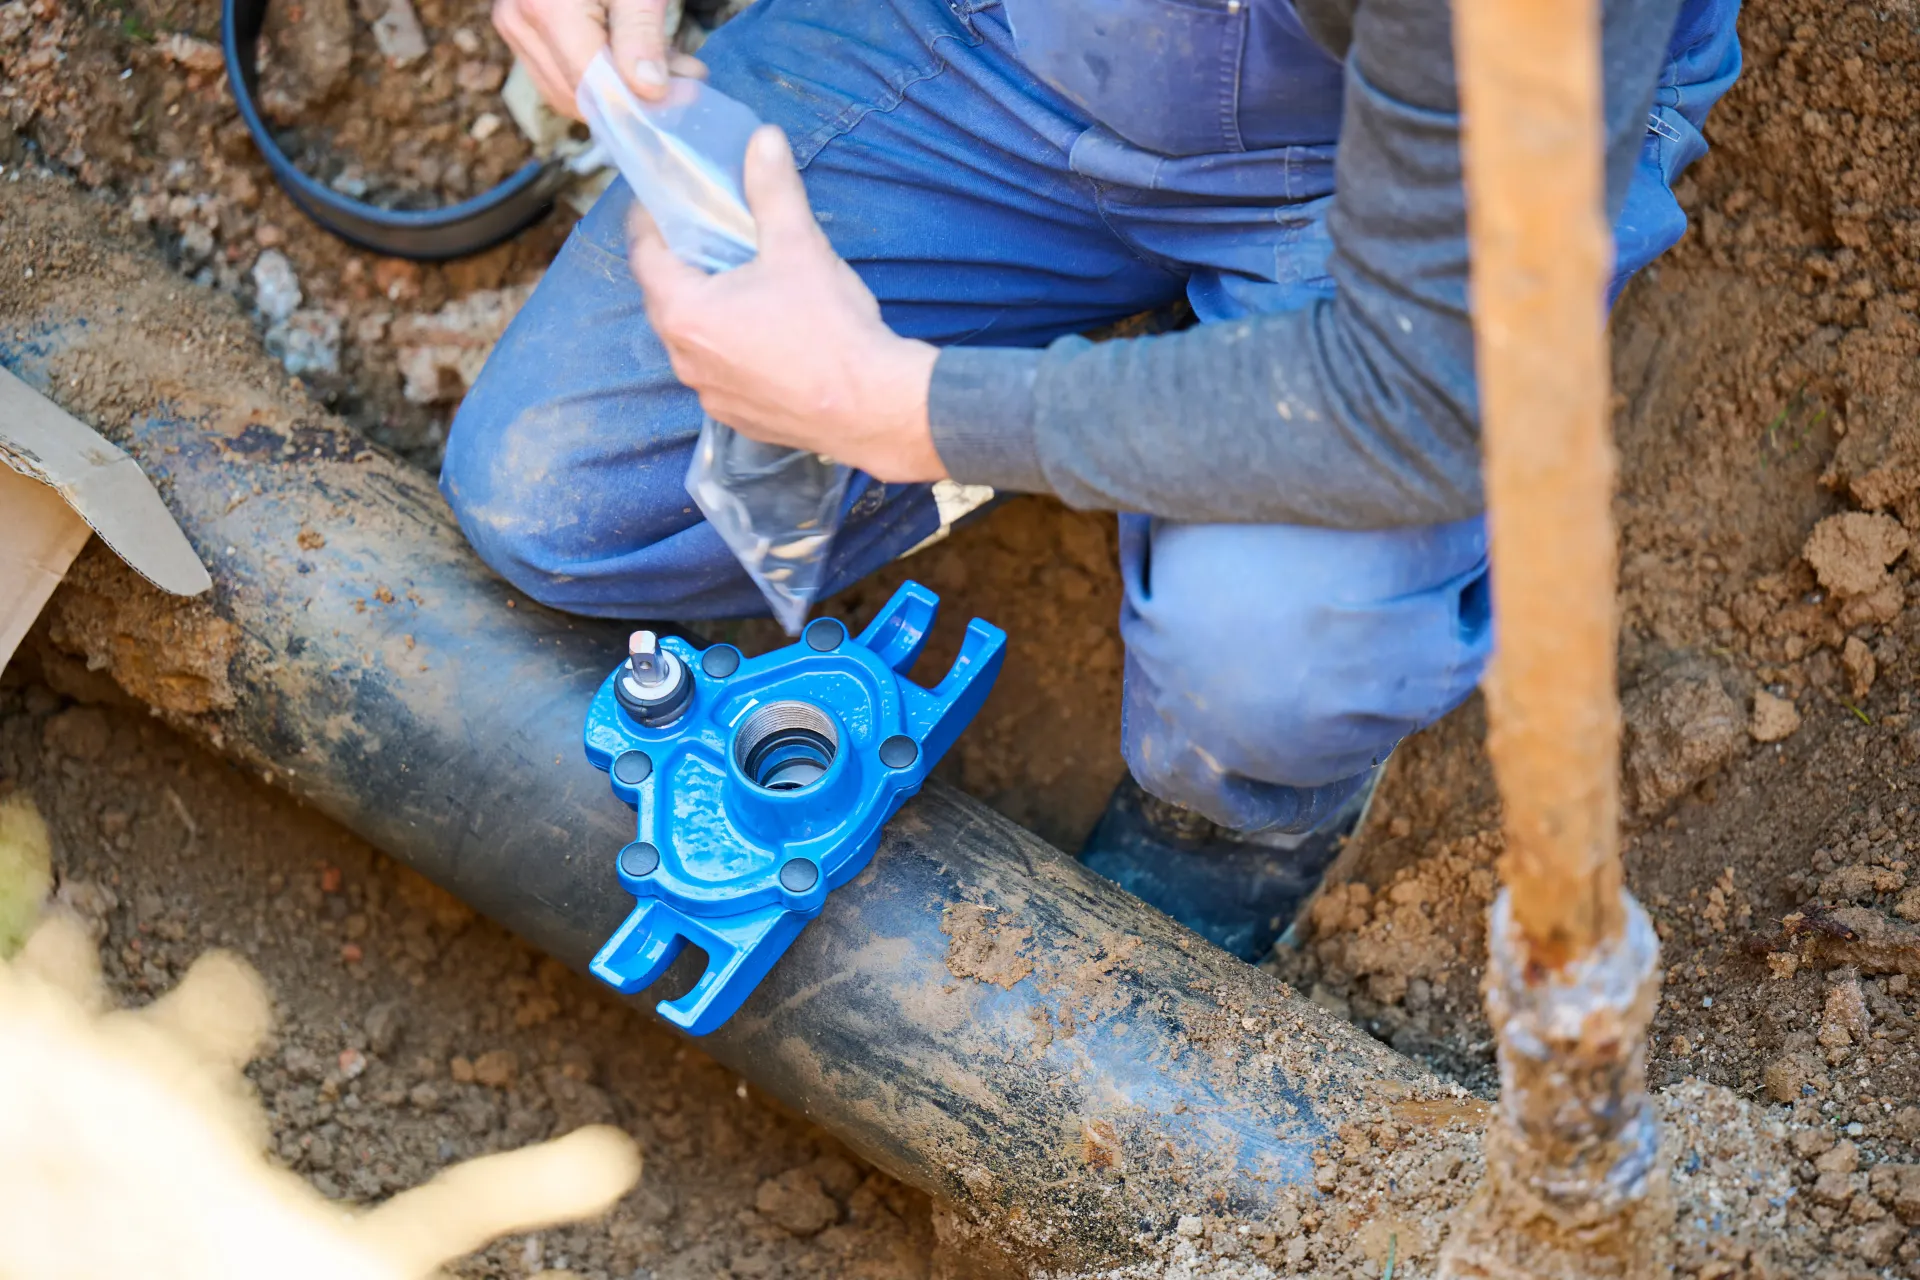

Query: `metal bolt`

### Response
(628, 630, 665, 686)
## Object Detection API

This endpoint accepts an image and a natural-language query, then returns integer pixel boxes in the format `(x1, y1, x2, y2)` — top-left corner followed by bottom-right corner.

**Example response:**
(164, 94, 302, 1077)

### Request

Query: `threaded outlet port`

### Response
(734, 701, 839, 792)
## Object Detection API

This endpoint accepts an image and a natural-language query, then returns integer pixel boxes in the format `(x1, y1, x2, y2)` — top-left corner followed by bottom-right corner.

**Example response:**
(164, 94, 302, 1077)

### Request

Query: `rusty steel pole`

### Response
(1438, 0, 1668, 1276)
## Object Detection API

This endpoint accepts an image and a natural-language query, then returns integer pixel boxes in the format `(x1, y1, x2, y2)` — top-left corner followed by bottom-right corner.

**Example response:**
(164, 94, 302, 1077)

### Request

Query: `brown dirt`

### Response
(1, 0, 569, 461)
(255, 0, 534, 210)
(11, 0, 1920, 1271)
(1270, 0, 1920, 1271)
(0, 680, 938, 1280)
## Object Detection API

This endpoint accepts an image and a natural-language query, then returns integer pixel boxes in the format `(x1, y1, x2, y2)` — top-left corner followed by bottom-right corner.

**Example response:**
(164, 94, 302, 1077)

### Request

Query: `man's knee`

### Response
(442, 390, 603, 607)
(1119, 517, 1493, 791)
(438, 240, 715, 615)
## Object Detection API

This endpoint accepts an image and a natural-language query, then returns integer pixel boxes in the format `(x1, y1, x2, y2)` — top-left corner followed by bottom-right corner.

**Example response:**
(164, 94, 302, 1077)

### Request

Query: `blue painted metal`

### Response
(583, 582, 1007, 1034)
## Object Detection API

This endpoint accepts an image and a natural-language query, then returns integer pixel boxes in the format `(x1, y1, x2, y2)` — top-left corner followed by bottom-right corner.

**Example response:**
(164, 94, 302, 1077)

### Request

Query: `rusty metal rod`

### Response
(1439, 0, 1668, 1274)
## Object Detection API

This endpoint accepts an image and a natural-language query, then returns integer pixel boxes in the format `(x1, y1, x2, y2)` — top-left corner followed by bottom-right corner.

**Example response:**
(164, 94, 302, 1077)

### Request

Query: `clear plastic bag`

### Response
(577, 53, 852, 633)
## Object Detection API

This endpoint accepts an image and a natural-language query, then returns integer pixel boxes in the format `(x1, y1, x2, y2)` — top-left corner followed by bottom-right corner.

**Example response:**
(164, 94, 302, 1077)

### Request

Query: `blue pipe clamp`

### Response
(583, 582, 1007, 1035)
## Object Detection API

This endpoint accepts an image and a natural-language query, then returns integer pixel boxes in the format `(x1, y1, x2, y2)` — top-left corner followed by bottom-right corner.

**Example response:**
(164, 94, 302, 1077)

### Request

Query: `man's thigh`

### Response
(1117, 515, 1493, 827)
(442, 0, 1183, 620)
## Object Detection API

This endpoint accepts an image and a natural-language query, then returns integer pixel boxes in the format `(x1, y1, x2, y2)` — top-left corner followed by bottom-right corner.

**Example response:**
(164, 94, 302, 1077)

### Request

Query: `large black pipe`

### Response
(1, 178, 1441, 1270)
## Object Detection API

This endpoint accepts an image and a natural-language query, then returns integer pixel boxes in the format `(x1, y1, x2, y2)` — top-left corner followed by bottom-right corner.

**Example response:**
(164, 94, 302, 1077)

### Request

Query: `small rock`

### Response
(337, 1047, 368, 1080)
(363, 0, 428, 65)
(1816, 1139, 1861, 1175)
(1854, 1220, 1903, 1266)
(1842, 635, 1877, 701)
(329, 167, 371, 199)
(264, 0, 352, 109)
(471, 1048, 520, 1089)
(1176, 1214, 1205, 1238)
(391, 283, 536, 404)
(266, 308, 343, 377)
(754, 1169, 840, 1236)
(1804, 512, 1909, 600)
(283, 1044, 326, 1081)
(353, 310, 392, 346)
(1821, 864, 1905, 901)
(156, 32, 224, 74)
(452, 26, 483, 54)
(1868, 1163, 1920, 1224)
(373, 257, 422, 303)
(470, 111, 504, 142)
(1812, 1167, 1856, 1207)
(1819, 979, 1871, 1048)
(0, 2, 34, 42)
(1896, 1107, 1920, 1142)
(408, 1082, 441, 1111)
(449, 1055, 476, 1083)
(457, 60, 506, 95)
(1621, 657, 1744, 816)
(178, 222, 217, 267)
(1839, 579, 1903, 629)
(804, 1153, 863, 1199)
(1791, 1126, 1835, 1159)
(364, 1000, 407, 1055)
(1750, 690, 1802, 743)
(251, 249, 302, 322)
(1763, 1050, 1828, 1104)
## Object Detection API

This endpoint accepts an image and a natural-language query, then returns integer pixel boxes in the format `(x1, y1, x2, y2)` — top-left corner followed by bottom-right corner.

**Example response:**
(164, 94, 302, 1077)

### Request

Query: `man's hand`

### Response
(629, 127, 947, 485)
(493, 0, 708, 117)
(0, 911, 643, 1280)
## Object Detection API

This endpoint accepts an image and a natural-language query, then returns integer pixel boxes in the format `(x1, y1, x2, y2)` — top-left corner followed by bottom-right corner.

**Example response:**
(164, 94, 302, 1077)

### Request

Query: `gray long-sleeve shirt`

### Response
(927, 0, 1682, 527)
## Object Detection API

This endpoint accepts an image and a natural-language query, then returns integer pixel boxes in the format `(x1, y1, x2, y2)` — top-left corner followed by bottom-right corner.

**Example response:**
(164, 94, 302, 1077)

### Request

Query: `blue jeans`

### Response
(442, 0, 1739, 832)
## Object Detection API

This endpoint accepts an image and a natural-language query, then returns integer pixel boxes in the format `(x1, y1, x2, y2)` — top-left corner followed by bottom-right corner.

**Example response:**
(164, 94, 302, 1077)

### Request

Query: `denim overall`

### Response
(441, 0, 1741, 831)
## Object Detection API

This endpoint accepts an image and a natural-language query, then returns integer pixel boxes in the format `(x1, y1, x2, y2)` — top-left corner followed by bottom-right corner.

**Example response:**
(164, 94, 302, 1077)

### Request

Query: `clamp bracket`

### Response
(583, 582, 1006, 1034)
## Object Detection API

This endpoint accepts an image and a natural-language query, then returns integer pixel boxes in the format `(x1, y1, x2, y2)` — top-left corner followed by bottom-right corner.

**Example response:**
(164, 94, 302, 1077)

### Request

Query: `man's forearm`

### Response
(926, 0, 1683, 528)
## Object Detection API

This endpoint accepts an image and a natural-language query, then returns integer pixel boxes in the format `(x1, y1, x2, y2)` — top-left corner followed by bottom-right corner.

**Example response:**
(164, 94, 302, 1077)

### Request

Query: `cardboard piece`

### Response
(0, 367, 210, 674)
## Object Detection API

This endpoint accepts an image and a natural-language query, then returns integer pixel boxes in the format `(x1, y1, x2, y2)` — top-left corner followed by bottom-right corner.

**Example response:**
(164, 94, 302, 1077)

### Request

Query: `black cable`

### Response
(222, 0, 569, 260)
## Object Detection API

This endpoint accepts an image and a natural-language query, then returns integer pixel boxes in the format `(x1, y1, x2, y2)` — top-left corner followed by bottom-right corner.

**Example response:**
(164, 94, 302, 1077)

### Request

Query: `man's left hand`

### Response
(627, 127, 947, 485)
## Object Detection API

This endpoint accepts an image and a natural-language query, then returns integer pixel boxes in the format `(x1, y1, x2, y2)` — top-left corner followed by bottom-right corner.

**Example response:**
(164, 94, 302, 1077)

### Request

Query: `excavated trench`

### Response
(9, 0, 1920, 1272)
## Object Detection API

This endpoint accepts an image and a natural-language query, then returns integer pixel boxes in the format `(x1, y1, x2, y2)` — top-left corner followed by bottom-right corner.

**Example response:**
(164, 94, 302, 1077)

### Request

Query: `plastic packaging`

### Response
(577, 53, 852, 633)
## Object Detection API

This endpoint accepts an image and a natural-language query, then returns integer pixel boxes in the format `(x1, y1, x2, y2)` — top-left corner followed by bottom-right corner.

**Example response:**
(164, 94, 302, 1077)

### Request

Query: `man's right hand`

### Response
(492, 0, 709, 118)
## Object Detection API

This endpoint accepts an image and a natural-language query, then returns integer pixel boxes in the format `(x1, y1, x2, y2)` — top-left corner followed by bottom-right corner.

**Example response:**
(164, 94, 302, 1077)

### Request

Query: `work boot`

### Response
(1078, 771, 1380, 962)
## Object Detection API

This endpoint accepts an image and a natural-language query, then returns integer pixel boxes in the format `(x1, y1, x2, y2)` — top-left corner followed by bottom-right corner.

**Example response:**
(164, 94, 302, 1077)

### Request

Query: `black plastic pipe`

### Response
(0, 179, 1438, 1272)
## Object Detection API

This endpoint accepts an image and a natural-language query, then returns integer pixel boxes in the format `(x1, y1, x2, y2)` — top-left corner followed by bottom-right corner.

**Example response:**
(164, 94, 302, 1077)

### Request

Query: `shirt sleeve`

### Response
(925, 0, 1682, 527)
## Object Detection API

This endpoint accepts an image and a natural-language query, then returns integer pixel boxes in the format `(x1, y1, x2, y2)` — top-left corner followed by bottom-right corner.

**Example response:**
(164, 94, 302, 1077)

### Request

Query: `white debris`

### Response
(470, 111, 504, 142)
(362, 0, 428, 66)
(156, 32, 224, 74)
(391, 283, 537, 404)
(179, 224, 219, 269)
(266, 308, 343, 377)
(250, 250, 302, 323)
(502, 61, 575, 155)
